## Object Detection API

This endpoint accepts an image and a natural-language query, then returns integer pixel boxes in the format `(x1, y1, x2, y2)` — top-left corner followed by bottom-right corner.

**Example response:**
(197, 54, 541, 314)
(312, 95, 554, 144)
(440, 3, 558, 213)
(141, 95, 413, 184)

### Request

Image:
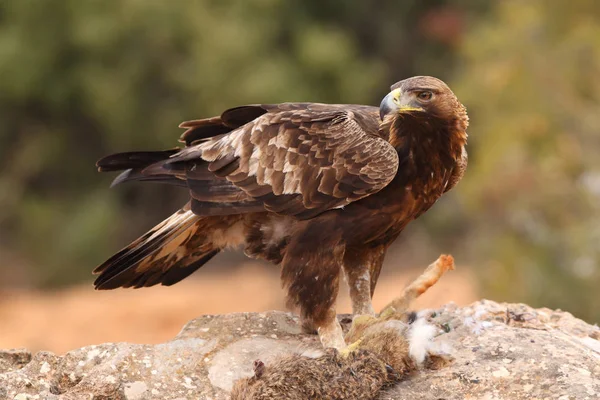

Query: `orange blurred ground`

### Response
(0, 262, 477, 354)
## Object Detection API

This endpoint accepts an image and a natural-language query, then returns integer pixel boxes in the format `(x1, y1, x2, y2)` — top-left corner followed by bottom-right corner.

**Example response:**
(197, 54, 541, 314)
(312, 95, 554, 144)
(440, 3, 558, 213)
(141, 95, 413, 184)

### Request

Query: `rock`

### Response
(380, 300, 600, 400)
(0, 349, 31, 373)
(0, 300, 599, 399)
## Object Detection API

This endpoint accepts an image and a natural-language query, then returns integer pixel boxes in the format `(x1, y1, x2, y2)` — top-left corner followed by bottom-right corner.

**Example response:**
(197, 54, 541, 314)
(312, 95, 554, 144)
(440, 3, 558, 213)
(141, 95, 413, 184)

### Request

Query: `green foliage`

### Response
(0, 0, 461, 286)
(1, 0, 598, 324)
(453, 0, 600, 322)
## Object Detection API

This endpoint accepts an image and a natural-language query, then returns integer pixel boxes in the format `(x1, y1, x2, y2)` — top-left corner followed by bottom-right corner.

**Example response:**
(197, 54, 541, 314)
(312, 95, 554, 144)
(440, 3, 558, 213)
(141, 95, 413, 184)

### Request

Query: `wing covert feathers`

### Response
(171, 104, 399, 219)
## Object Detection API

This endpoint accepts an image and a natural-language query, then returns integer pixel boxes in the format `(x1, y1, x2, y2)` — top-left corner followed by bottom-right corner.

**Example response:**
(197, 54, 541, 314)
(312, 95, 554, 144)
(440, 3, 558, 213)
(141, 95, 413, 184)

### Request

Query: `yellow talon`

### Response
(339, 339, 363, 358)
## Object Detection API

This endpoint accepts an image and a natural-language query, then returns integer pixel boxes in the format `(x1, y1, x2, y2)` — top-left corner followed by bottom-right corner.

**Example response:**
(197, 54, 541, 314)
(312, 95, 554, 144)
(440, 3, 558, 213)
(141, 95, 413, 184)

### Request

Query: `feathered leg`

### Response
(281, 223, 347, 349)
(343, 246, 387, 316)
(316, 309, 346, 350)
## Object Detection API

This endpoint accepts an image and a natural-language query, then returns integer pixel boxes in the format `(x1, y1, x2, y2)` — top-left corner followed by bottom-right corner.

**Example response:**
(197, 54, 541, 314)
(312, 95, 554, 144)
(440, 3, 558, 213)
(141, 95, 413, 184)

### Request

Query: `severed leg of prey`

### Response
(379, 254, 455, 319)
(342, 254, 455, 356)
(329, 255, 454, 351)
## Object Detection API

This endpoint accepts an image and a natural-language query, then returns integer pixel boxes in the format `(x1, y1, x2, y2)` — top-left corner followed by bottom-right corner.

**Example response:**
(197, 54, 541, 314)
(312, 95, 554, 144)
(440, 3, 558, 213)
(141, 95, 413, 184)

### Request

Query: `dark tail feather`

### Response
(110, 168, 188, 188)
(96, 149, 180, 172)
(94, 206, 218, 289)
(97, 149, 190, 187)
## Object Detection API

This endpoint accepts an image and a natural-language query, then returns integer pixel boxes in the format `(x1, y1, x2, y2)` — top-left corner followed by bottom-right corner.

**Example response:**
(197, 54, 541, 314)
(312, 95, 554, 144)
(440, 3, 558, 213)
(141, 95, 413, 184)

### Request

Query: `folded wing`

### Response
(98, 103, 399, 220)
(178, 104, 399, 219)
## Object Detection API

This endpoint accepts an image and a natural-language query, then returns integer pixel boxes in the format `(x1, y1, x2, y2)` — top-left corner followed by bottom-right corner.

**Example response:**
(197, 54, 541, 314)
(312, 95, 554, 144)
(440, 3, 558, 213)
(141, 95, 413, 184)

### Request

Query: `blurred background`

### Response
(1, 0, 599, 354)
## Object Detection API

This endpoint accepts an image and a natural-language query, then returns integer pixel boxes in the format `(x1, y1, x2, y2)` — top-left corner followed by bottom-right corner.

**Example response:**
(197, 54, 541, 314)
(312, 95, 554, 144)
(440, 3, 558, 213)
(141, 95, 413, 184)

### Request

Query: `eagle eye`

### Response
(416, 91, 433, 102)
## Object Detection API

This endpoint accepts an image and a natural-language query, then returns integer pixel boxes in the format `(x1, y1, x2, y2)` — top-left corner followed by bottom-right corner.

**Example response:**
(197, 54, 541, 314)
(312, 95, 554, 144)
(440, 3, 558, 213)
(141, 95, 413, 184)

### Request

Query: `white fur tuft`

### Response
(407, 318, 437, 364)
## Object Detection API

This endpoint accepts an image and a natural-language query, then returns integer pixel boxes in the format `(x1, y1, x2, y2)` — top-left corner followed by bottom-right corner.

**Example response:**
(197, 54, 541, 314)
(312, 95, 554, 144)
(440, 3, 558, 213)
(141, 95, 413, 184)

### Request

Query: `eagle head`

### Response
(379, 76, 468, 133)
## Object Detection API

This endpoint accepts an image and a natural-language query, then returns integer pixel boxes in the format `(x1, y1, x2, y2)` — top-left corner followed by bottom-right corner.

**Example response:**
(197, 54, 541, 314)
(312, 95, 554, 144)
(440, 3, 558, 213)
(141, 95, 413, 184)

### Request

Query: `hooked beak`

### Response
(379, 88, 424, 120)
(379, 91, 396, 120)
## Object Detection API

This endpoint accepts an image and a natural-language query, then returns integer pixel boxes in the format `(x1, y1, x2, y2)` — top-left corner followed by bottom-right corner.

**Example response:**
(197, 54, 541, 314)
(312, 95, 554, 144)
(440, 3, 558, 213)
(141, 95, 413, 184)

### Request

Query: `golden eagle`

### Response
(94, 76, 468, 349)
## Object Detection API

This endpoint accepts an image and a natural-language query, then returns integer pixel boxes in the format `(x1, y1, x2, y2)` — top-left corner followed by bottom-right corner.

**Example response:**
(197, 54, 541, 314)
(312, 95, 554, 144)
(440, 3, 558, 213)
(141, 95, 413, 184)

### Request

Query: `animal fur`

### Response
(231, 255, 455, 400)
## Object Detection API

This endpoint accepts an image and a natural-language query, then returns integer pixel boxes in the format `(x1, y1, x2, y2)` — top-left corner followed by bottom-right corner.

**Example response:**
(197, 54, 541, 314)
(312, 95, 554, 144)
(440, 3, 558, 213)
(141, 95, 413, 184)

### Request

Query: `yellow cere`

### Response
(398, 106, 424, 112)
(391, 88, 403, 103)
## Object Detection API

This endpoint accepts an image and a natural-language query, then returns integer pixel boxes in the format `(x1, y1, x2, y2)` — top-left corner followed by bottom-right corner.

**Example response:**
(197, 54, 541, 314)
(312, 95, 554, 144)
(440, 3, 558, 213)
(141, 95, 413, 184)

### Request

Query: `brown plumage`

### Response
(94, 76, 469, 349)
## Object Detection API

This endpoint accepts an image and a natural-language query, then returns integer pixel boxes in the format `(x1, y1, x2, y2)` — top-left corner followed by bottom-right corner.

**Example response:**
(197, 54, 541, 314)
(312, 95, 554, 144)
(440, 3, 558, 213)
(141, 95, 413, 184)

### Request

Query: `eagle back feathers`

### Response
(165, 103, 399, 219)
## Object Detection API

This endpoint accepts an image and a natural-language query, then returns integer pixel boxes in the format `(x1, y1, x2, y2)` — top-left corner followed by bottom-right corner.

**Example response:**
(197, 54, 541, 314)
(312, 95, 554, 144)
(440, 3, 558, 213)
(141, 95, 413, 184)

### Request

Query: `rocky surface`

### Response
(380, 300, 600, 400)
(1, 300, 599, 400)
